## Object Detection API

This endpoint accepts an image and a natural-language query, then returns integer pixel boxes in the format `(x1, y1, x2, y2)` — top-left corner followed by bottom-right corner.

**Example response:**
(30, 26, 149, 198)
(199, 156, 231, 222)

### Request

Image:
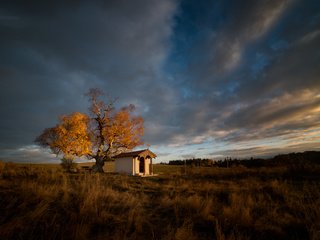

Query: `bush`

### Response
(60, 157, 77, 173)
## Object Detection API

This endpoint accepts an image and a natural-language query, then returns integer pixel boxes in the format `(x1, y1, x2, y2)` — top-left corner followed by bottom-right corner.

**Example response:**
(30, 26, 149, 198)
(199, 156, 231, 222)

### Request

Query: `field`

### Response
(0, 161, 319, 240)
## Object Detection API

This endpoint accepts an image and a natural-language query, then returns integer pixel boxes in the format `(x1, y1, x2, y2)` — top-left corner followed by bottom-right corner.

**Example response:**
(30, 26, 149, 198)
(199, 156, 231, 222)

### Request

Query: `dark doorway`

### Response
(139, 157, 145, 173)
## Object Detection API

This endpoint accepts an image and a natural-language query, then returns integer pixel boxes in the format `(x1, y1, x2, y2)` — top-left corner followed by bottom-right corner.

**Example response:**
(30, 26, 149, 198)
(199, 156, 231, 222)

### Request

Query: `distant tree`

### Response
(35, 88, 144, 172)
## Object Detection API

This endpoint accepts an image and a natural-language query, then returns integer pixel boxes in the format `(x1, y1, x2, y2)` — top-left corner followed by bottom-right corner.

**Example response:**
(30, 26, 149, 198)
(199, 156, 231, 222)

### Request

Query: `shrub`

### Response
(60, 157, 77, 173)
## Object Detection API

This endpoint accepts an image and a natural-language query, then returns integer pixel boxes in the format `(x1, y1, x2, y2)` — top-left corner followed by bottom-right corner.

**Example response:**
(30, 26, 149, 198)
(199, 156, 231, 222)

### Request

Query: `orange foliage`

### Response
(36, 112, 91, 158)
(104, 106, 144, 154)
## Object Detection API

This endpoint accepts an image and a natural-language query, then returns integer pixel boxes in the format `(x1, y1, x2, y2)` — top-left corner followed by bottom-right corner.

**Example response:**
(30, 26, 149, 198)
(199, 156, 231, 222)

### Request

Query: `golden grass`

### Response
(0, 161, 319, 239)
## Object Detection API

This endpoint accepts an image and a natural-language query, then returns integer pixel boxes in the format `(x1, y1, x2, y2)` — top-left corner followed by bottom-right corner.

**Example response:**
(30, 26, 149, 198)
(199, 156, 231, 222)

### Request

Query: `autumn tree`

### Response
(35, 88, 144, 172)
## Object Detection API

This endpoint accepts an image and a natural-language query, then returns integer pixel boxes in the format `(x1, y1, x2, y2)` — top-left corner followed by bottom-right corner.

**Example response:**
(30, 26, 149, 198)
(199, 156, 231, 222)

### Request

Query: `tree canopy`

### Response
(35, 88, 144, 172)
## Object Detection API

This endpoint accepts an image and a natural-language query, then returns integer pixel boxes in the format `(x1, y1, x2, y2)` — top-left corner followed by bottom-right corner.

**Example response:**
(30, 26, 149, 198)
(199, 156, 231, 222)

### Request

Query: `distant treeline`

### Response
(167, 158, 214, 167)
(165, 151, 320, 168)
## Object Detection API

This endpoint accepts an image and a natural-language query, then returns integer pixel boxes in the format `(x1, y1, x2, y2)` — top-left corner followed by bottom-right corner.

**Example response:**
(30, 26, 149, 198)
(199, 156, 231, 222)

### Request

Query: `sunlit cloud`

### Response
(1, 145, 56, 163)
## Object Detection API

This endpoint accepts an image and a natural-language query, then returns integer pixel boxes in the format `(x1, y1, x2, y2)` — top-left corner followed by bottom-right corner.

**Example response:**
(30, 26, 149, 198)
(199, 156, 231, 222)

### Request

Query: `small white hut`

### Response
(113, 149, 157, 176)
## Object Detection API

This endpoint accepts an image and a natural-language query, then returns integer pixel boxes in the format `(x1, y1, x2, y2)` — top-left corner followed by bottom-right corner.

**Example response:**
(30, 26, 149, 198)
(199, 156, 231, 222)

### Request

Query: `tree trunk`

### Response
(92, 156, 105, 173)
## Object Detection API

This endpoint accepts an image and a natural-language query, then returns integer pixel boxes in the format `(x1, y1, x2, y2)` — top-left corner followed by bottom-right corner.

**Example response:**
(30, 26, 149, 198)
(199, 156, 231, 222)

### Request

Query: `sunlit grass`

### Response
(0, 161, 319, 239)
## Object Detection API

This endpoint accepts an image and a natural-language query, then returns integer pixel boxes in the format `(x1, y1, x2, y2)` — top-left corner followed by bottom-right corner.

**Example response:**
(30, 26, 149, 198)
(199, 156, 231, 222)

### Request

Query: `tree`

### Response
(35, 88, 144, 172)
(35, 112, 91, 172)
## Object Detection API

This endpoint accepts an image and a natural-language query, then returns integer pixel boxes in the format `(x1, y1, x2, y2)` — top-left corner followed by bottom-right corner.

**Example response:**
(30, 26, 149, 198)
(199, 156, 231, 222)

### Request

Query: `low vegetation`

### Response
(0, 157, 319, 240)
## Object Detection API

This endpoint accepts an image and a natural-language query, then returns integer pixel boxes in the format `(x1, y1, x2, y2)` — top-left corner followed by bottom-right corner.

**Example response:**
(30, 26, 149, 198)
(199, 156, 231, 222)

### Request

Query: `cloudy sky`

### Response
(0, 0, 319, 163)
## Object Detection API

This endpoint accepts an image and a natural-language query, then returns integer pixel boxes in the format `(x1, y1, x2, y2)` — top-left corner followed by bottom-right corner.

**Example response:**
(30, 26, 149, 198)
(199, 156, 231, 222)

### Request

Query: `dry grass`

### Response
(0, 161, 319, 240)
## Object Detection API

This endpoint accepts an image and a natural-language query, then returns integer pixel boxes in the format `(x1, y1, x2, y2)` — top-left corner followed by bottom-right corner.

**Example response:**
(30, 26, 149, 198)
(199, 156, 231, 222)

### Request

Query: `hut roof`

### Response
(113, 149, 157, 159)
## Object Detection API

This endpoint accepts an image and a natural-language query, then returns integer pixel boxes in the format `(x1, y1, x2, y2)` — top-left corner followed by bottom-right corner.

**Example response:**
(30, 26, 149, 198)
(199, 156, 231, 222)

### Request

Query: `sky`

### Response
(0, 0, 319, 163)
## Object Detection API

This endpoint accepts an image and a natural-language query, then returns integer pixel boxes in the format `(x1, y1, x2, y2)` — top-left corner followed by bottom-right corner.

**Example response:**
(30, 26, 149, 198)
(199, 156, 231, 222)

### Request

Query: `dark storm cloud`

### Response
(0, 0, 177, 153)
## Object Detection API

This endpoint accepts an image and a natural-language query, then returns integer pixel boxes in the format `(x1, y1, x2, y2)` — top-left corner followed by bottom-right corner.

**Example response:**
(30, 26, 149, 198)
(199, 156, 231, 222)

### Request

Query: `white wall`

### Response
(115, 157, 133, 174)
